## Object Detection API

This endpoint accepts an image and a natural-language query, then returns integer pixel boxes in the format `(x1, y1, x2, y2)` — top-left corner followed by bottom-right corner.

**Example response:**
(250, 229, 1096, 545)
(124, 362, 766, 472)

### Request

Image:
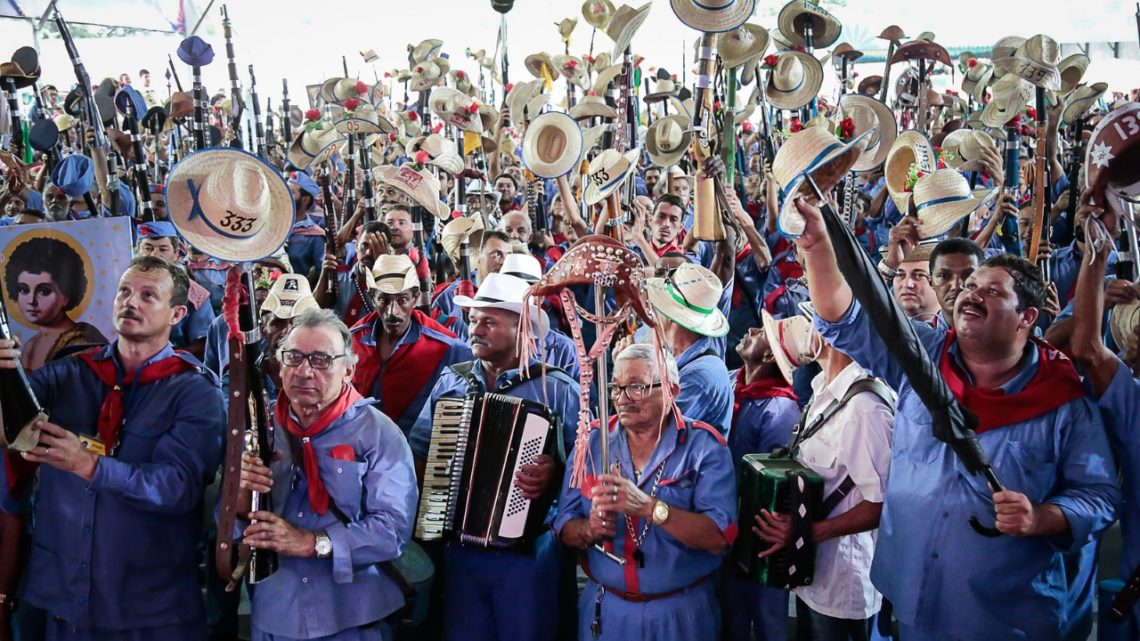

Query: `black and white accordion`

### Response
(734, 453, 824, 588)
(415, 392, 558, 549)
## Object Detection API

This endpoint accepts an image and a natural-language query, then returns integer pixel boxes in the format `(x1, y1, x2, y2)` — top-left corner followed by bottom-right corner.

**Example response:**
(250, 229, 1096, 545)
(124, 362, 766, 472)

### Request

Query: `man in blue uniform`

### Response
(236, 308, 418, 641)
(555, 344, 737, 641)
(410, 272, 581, 641)
(792, 196, 1119, 641)
(349, 254, 471, 436)
(286, 172, 326, 282)
(0, 256, 225, 641)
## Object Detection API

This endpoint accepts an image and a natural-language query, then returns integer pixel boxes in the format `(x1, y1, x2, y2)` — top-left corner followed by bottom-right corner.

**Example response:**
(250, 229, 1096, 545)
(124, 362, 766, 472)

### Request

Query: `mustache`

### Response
(382, 316, 404, 325)
(959, 301, 986, 316)
(470, 337, 490, 347)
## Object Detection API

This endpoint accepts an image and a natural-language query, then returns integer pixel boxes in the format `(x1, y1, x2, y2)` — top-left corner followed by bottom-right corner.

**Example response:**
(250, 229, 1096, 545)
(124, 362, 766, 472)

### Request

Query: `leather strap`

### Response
(578, 553, 713, 603)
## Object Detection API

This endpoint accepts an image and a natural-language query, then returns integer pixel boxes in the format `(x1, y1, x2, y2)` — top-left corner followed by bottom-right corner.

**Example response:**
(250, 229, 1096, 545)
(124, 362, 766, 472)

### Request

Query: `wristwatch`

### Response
(651, 500, 670, 526)
(314, 531, 333, 559)
(876, 261, 898, 280)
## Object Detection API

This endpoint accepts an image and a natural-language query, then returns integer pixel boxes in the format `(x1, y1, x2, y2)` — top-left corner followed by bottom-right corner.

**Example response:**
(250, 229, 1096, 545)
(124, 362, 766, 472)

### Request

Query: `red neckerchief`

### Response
(350, 310, 455, 422)
(651, 239, 684, 257)
(733, 368, 797, 427)
(274, 384, 363, 515)
(77, 347, 195, 455)
(939, 330, 1086, 434)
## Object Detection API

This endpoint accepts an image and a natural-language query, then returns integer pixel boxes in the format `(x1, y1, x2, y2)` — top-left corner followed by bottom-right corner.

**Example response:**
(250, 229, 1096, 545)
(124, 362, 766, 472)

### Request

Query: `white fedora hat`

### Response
(454, 271, 531, 314)
(261, 273, 320, 320)
(374, 164, 450, 219)
(429, 86, 485, 134)
(522, 111, 584, 179)
(583, 147, 640, 205)
(500, 253, 543, 283)
(369, 254, 419, 294)
(981, 73, 1034, 128)
(166, 148, 294, 262)
(646, 262, 729, 337)
(645, 114, 692, 167)
(765, 51, 823, 111)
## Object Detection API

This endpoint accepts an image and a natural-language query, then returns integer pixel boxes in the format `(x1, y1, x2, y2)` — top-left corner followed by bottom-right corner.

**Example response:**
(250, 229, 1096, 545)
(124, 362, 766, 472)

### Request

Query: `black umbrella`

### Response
(804, 174, 1005, 537)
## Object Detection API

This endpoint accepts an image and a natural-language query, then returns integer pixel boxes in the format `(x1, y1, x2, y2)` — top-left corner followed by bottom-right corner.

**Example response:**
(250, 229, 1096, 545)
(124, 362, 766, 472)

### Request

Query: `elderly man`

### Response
(350, 254, 470, 435)
(410, 272, 580, 641)
(645, 262, 734, 436)
(555, 344, 736, 641)
(928, 238, 985, 326)
(0, 256, 224, 640)
(792, 196, 1119, 641)
(237, 309, 418, 641)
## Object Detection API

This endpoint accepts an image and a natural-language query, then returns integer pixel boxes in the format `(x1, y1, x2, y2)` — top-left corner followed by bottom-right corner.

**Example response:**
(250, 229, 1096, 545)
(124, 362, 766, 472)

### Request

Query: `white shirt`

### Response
(793, 361, 895, 620)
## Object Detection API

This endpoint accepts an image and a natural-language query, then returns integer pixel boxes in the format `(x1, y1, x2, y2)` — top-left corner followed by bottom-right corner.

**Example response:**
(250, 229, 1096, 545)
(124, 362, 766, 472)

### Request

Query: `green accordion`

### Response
(733, 453, 824, 588)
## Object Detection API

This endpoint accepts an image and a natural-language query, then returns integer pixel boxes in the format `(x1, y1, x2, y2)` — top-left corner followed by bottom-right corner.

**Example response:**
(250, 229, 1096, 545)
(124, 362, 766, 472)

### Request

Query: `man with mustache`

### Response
(349, 254, 470, 436)
(410, 272, 580, 641)
(792, 196, 1119, 641)
(0, 256, 224, 640)
(315, 220, 392, 329)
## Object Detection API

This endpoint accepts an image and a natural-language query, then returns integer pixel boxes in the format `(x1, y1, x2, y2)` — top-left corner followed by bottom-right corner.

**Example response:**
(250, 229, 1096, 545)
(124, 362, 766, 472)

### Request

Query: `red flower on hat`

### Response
(305, 108, 321, 122)
(584, 55, 595, 64)
(671, 74, 678, 81)
(1025, 107, 1037, 120)
(505, 82, 514, 93)
(451, 210, 462, 219)
(793, 46, 805, 53)
(838, 117, 856, 140)
(138, 224, 152, 236)
(853, 72, 860, 78)
(407, 110, 418, 121)
(384, 71, 391, 78)
(466, 102, 479, 114)
(763, 54, 779, 68)
(432, 123, 444, 133)
(566, 59, 579, 69)
(1019, 124, 1034, 136)
(415, 65, 425, 73)
(456, 70, 466, 79)
(415, 150, 431, 166)
(388, 131, 398, 142)
(742, 121, 753, 133)
(967, 58, 978, 68)
(1006, 114, 1022, 127)
(713, 100, 723, 112)
(355, 81, 368, 96)
(789, 117, 803, 133)
(343, 98, 361, 111)
(269, 271, 281, 281)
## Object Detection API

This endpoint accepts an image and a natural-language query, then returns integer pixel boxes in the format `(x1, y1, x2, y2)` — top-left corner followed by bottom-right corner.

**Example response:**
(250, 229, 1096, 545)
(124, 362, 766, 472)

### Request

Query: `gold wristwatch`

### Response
(651, 500, 670, 526)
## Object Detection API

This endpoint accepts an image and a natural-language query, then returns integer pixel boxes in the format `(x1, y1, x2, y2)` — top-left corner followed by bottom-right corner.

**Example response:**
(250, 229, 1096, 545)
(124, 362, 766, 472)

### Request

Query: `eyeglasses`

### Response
(278, 350, 347, 370)
(607, 382, 663, 401)
(893, 271, 932, 284)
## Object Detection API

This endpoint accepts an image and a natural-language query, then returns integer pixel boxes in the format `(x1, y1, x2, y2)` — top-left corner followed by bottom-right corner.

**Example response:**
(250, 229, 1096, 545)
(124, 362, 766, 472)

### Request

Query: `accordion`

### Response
(734, 453, 824, 588)
(415, 392, 558, 549)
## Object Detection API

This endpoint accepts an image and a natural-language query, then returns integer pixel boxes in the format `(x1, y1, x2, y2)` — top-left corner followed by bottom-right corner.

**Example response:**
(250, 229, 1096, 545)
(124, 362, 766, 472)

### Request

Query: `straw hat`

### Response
(569, 93, 618, 120)
(411, 39, 444, 64)
(777, 0, 842, 49)
(605, 2, 652, 58)
(375, 164, 450, 219)
(762, 309, 818, 385)
(961, 61, 995, 103)
(261, 274, 320, 320)
(1083, 102, 1140, 217)
(884, 130, 937, 214)
(334, 103, 392, 136)
(523, 111, 584, 178)
(994, 34, 1061, 91)
(831, 42, 863, 63)
(405, 134, 464, 176)
(941, 129, 994, 170)
(583, 147, 640, 205)
(1110, 302, 1140, 357)
(524, 93, 551, 124)
(646, 263, 729, 337)
(857, 75, 883, 97)
(911, 169, 998, 239)
(429, 86, 485, 134)
(166, 148, 293, 262)
(557, 17, 578, 41)
(319, 77, 359, 104)
(411, 57, 449, 92)
(582, 0, 616, 29)
(552, 54, 590, 90)
(1058, 53, 1090, 94)
(990, 35, 1027, 77)
(288, 125, 347, 170)
(646, 114, 692, 167)
(765, 51, 823, 111)
(592, 63, 624, 96)
(1061, 82, 1107, 126)
(581, 123, 608, 152)
(525, 52, 557, 80)
(645, 69, 678, 103)
(772, 126, 871, 237)
(507, 80, 544, 126)
(450, 69, 476, 97)
(370, 254, 419, 294)
(716, 23, 769, 68)
(981, 74, 1034, 128)
(839, 94, 896, 171)
(441, 214, 485, 265)
(670, 0, 754, 34)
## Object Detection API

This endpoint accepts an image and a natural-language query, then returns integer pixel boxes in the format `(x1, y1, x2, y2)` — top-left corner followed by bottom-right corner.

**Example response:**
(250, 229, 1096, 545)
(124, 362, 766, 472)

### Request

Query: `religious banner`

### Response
(0, 218, 135, 371)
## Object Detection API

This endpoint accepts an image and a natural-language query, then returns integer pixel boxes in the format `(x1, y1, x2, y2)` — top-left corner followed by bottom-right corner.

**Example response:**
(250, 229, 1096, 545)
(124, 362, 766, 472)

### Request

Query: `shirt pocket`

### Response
(657, 469, 697, 511)
(116, 410, 175, 461)
(991, 440, 1057, 502)
(321, 457, 367, 522)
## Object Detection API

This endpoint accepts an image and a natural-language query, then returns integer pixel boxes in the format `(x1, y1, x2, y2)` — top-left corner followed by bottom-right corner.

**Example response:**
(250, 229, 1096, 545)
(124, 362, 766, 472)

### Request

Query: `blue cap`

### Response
(51, 154, 94, 198)
(289, 171, 320, 200)
(117, 181, 136, 217)
(137, 221, 179, 239)
(176, 36, 215, 67)
(115, 86, 147, 119)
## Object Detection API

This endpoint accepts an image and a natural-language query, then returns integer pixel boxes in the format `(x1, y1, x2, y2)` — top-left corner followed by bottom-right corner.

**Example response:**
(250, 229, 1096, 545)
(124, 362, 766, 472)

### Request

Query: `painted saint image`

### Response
(4, 235, 107, 370)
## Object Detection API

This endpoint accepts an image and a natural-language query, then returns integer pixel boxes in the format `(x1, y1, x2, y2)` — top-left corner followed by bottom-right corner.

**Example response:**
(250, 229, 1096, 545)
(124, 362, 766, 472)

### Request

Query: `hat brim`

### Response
(646, 278, 729, 338)
(523, 112, 584, 179)
(915, 186, 999, 239)
(609, 3, 653, 58)
(841, 95, 897, 172)
(671, 0, 754, 34)
(761, 309, 796, 385)
(583, 149, 640, 205)
(993, 56, 1061, 92)
(766, 52, 824, 111)
(1109, 302, 1140, 356)
(166, 147, 294, 263)
(778, 129, 873, 238)
(777, 2, 841, 49)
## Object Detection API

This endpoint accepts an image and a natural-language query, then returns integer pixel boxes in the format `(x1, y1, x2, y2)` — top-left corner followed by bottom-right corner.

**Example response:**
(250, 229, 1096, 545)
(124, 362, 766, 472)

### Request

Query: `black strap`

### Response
(447, 361, 568, 394)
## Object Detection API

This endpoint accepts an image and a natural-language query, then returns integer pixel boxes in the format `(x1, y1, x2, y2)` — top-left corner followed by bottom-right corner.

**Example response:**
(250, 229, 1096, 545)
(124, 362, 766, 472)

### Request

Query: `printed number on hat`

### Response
(1112, 115, 1140, 142)
(592, 168, 611, 184)
(220, 211, 256, 233)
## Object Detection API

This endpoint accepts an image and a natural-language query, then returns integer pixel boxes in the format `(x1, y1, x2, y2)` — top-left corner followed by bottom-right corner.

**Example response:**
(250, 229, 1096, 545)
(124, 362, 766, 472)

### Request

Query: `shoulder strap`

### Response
(495, 362, 569, 394)
(812, 376, 895, 518)
(447, 361, 481, 390)
(790, 376, 894, 452)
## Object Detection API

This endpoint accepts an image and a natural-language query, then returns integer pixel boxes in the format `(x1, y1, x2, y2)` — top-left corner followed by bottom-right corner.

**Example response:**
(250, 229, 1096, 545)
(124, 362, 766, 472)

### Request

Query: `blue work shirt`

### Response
(170, 292, 216, 348)
(431, 278, 466, 336)
(1095, 360, 1140, 626)
(410, 358, 582, 461)
(727, 371, 799, 465)
(191, 265, 228, 315)
(19, 341, 223, 631)
(675, 337, 734, 439)
(816, 299, 1120, 641)
(350, 315, 472, 436)
(249, 397, 418, 638)
(286, 217, 326, 280)
(1050, 240, 1118, 308)
(553, 415, 736, 594)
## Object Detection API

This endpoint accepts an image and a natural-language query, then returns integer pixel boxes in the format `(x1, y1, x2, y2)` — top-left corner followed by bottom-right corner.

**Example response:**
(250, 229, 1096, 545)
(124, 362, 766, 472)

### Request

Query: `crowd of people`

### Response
(0, 1, 1138, 641)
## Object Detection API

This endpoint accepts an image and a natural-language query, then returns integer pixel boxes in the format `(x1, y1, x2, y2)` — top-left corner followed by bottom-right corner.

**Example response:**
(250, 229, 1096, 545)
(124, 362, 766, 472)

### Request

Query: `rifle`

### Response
(54, 10, 107, 152)
(249, 65, 265, 159)
(1027, 88, 1050, 280)
(282, 79, 292, 150)
(690, 34, 725, 241)
(221, 5, 245, 149)
(320, 166, 339, 300)
(118, 94, 155, 221)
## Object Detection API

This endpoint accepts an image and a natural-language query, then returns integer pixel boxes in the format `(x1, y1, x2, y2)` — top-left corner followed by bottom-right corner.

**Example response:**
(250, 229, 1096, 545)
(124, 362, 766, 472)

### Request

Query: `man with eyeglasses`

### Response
(0, 256, 224, 640)
(236, 308, 418, 641)
(349, 254, 470, 437)
(410, 272, 581, 641)
(554, 343, 736, 641)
